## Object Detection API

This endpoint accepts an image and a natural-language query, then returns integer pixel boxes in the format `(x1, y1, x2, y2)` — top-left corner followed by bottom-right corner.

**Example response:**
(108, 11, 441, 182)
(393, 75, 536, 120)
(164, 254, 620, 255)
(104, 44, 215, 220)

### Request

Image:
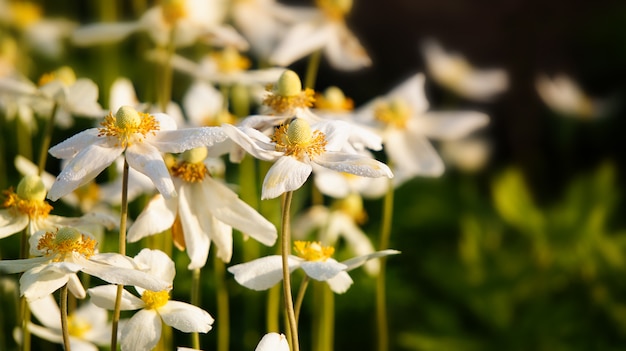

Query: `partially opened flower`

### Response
(535, 73, 602, 119)
(127, 147, 277, 269)
(0, 227, 172, 301)
(228, 240, 399, 293)
(421, 39, 508, 102)
(356, 73, 489, 184)
(255, 332, 290, 351)
(0, 174, 116, 240)
(26, 295, 115, 351)
(47, 105, 227, 201)
(88, 249, 214, 351)
(222, 117, 392, 199)
(269, 0, 371, 70)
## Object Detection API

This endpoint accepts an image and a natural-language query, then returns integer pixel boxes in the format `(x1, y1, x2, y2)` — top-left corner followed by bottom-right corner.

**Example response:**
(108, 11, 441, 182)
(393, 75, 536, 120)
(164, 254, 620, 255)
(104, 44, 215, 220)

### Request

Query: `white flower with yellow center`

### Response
(223, 117, 393, 199)
(0, 175, 116, 240)
(26, 295, 115, 351)
(421, 39, 509, 102)
(269, 0, 371, 70)
(46, 105, 227, 201)
(535, 74, 602, 119)
(228, 240, 399, 293)
(88, 249, 214, 351)
(356, 73, 489, 184)
(127, 147, 277, 269)
(0, 227, 171, 301)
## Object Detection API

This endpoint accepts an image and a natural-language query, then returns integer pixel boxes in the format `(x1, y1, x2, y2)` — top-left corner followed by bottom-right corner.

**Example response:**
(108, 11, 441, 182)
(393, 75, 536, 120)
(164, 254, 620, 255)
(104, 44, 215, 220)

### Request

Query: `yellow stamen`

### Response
(141, 290, 170, 310)
(315, 0, 352, 20)
(331, 192, 367, 224)
(374, 98, 412, 129)
(98, 106, 160, 148)
(272, 119, 327, 161)
(210, 47, 251, 73)
(9, 2, 42, 29)
(2, 188, 53, 219)
(36, 228, 97, 262)
(170, 161, 209, 183)
(67, 315, 91, 338)
(37, 66, 77, 87)
(263, 71, 316, 114)
(314, 86, 354, 111)
(294, 241, 335, 262)
(161, 0, 187, 25)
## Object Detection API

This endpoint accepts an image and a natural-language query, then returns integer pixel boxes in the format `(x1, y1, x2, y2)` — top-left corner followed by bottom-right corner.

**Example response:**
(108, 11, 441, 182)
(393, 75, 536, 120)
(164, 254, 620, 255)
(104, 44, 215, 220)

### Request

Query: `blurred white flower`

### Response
(0, 227, 171, 301)
(269, 0, 371, 70)
(88, 249, 214, 351)
(228, 240, 399, 293)
(440, 137, 491, 173)
(421, 39, 508, 102)
(127, 148, 277, 269)
(46, 106, 227, 201)
(356, 73, 489, 184)
(535, 74, 601, 119)
(255, 332, 290, 351)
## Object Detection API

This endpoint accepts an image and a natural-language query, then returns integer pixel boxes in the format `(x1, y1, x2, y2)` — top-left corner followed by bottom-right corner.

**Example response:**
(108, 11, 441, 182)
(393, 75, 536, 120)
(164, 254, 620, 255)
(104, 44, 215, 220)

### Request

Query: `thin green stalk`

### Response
(190, 268, 201, 349)
(60, 284, 71, 351)
(266, 284, 280, 333)
(214, 257, 230, 351)
(37, 103, 58, 175)
(294, 276, 310, 324)
(376, 181, 395, 351)
(322, 284, 334, 351)
(158, 29, 176, 112)
(111, 159, 130, 350)
(19, 222, 32, 351)
(280, 191, 299, 351)
(304, 50, 322, 90)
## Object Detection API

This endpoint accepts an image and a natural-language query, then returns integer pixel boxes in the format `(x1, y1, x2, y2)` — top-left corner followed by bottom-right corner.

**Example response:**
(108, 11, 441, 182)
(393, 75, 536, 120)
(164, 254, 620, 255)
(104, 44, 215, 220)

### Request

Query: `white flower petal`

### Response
(255, 332, 290, 351)
(127, 194, 177, 242)
(221, 124, 280, 161)
(270, 20, 330, 67)
(324, 23, 371, 71)
(66, 79, 103, 117)
(121, 309, 161, 351)
(28, 294, 60, 328)
(126, 142, 177, 199)
(0, 210, 28, 239)
(20, 265, 70, 301)
(314, 152, 393, 178)
(159, 300, 214, 333)
(27, 322, 63, 344)
(415, 111, 489, 141)
(72, 22, 141, 46)
(48, 129, 102, 159)
(327, 213, 379, 275)
(183, 81, 223, 125)
(67, 273, 86, 299)
(384, 129, 444, 179)
(299, 258, 347, 281)
(340, 249, 401, 271)
(0, 256, 50, 274)
(77, 256, 172, 292)
(387, 73, 429, 114)
(133, 249, 175, 284)
(87, 285, 145, 311)
(325, 271, 353, 294)
(178, 183, 212, 269)
(227, 255, 301, 291)
(109, 77, 139, 112)
(149, 127, 228, 153)
(262, 156, 312, 199)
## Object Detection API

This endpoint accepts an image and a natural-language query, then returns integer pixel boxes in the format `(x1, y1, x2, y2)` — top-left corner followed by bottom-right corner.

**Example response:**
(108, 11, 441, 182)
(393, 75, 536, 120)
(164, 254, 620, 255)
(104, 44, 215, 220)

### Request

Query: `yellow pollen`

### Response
(161, 0, 187, 24)
(67, 315, 91, 338)
(314, 86, 354, 111)
(315, 0, 352, 20)
(98, 109, 160, 148)
(2, 188, 53, 219)
(38, 66, 77, 87)
(332, 193, 367, 224)
(170, 161, 209, 183)
(36, 228, 97, 262)
(141, 290, 170, 310)
(294, 241, 335, 262)
(210, 47, 251, 73)
(272, 119, 327, 161)
(9, 2, 42, 29)
(374, 98, 412, 129)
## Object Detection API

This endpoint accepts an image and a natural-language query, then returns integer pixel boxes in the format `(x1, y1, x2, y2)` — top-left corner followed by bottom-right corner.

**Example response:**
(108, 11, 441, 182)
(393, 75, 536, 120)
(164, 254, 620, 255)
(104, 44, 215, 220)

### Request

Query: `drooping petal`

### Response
(48, 143, 123, 201)
(0, 210, 28, 239)
(28, 294, 61, 329)
(127, 194, 178, 242)
(133, 249, 175, 284)
(88, 285, 145, 311)
(325, 271, 353, 294)
(227, 255, 301, 291)
(340, 249, 401, 271)
(120, 309, 162, 351)
(313, 152, 393, 178)
(125, 142, 177, 199)
(178, 183, 211, 269)
(255, 332, 290, 351)
(47, 129, 102, 159)
(67, 272, 86, 299)
(76, 256, 172, 292)
(262, 156, 312, 199)
(148, 127, 228, 153)
(202, 207, 233, 264)
(159, 300, 214, 333)
(221, 124, 280, 161)
(414, 111, 489, 141)
(299, 258, 347, 281)
(20, 265, 72, 301)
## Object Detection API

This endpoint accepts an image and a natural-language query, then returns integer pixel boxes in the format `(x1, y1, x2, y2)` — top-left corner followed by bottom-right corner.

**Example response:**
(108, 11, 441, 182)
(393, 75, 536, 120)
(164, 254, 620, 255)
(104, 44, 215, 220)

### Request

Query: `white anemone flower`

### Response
(269, 0, 371, 70)
(72, 0, 247, 50)
(46, 105, 227, 201)
(88, 249, 214, 351)
(0, 175, 116, 240)
(228, 241, 400, 293)
(421, 39, 508, 102)
(0, 227, 172, 301)
(255, 332, 290, 351)
(127, 147, 277, 269)
(26, 295, 115, 351)
(356, 73, 489, 184)
(535, 74, 602, 119)
(313, 161, 389, 199)
(222, 117, 392, 199)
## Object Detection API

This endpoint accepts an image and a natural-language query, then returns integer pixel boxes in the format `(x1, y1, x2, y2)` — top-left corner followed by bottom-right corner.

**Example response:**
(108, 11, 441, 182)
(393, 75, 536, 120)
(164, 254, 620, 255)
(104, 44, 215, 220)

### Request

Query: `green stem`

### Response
(158, 29, 176, 112)
(281, 191, 299, 351)
(266, 284, 280, 333)
(37, 103, 58, 175)
(376, 181, 394, 351)
(293, 275, 310, 324)
(304, 50, 322, 90)
(19, 222, 32, 351)
(60, 284, 71, 351)
(214, 257, 230, 351)
(111, 159, 130, 350)
(190, 268, 201, 349)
